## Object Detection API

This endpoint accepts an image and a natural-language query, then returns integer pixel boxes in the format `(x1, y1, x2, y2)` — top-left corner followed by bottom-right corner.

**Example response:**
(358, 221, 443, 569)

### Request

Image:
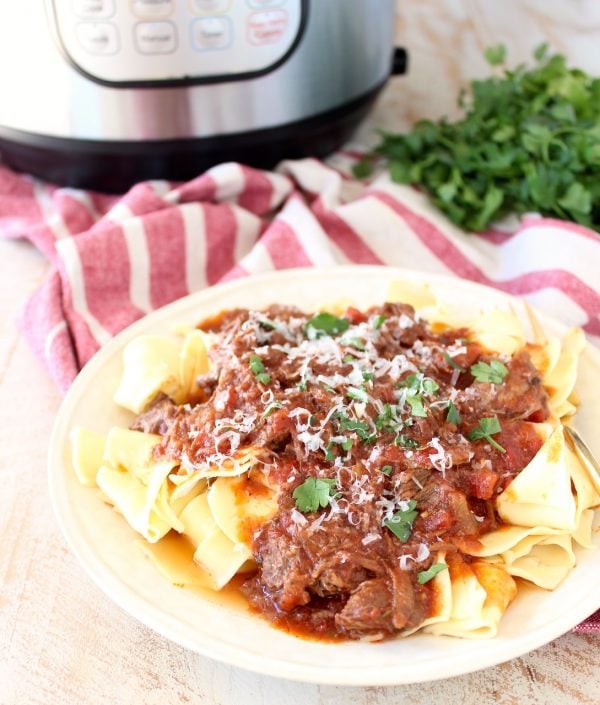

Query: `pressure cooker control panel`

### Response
(50, 0, 305, 85)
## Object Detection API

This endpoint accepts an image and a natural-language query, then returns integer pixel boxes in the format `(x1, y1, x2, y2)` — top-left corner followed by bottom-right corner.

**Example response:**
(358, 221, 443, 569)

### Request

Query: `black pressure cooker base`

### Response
(0, 82, 385, 193)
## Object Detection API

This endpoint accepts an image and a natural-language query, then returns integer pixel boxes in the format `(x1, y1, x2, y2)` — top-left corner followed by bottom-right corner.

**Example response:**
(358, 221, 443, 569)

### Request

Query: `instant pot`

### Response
(0, 0, 406, 192)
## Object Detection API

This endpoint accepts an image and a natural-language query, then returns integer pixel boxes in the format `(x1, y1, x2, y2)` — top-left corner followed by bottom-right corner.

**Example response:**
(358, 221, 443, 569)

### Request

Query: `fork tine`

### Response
(564, 425, 600, 495)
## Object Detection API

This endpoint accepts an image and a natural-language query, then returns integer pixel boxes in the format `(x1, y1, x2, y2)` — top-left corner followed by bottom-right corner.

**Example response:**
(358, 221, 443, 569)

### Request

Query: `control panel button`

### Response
(191, 17, 232, 50)
(75, 22, 119, 54)
(190, 0, 231, 14)
(247, 0, 286, 8)
(247, 9, 288, 45)
(134, 21, 177, 54)
(130, 0, 174, 19)
(73, 0, 115, 18)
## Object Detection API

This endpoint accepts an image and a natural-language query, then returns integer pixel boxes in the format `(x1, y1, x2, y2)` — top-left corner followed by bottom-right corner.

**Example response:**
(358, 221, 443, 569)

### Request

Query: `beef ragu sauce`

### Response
(135, 302, 548, 641)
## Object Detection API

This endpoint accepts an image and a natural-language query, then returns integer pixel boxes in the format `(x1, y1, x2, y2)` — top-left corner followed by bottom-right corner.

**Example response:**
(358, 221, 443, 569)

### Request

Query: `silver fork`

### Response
(564, 425, 600, 495)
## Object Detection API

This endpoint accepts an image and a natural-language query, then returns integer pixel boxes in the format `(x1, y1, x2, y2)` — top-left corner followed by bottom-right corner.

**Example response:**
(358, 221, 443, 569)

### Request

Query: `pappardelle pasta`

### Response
(70, 281, 599, 641)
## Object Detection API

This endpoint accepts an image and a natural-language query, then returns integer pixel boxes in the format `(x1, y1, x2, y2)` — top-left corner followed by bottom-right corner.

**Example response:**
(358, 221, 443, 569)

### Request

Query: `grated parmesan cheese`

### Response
(398, 543, 430, 570)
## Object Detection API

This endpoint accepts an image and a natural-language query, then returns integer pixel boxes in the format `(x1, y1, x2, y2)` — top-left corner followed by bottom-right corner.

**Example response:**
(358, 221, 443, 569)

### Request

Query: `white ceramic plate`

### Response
(48, 266, 600, 686)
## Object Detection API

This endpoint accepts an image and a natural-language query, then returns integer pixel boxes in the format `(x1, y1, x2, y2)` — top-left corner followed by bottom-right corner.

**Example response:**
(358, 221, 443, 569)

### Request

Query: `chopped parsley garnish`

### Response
(304, 312, 349, 338)
(381, 465, 393, 476)
(347, 386, 368, 403)
(340, 437, 353, 452)
(362, 371, 374, 382)
(384, 500, 418, 542)
(401, 372, 439, 396)
(336, 414, 370, 434)
(417, 562, 448, 584)
(446, 401, 461, 425)
(422, 378, 440, 395)
(394, 434, 419, 449)
(343, 354, 356, 363)
(261, 401, 282, 418)
(375, 403, 394, 430)
(324, 441, 335, 462)
(343, 336, 367, 351)
(258, 318, 278, 330)
(373, 314, 386, 329)
(293, 477, 338, 513)
(468, 416, 506, 453)
(444, 351, 466, 372)
(335, 414, 375, 443)
(249, 355, 270, 385)
(470, 360, 509, 384)
(325, 437, 353, 461)
(406, 394, 427, 418)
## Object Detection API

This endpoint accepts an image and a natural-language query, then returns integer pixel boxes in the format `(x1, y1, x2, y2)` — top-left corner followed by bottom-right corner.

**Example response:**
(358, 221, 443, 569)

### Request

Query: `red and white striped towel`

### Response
(1, 156, 599, 632)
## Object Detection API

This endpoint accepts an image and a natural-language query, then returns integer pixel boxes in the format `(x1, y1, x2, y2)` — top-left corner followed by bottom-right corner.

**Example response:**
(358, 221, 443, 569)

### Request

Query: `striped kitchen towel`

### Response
(2, 156, 599, 391)
(0, 155, 599, 632)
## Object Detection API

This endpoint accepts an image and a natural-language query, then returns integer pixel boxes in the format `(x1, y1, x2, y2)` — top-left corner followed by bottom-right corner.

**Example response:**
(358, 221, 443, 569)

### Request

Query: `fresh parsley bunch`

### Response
(355, 44, 600, 232)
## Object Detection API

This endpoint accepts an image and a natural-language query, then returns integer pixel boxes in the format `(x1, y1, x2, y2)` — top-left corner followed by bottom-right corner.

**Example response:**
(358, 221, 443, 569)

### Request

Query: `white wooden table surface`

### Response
(2, 2, 600, 703)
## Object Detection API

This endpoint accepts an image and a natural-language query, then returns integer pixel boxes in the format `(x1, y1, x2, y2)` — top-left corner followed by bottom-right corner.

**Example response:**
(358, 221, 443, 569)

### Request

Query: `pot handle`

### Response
(391, 47, 408, 75)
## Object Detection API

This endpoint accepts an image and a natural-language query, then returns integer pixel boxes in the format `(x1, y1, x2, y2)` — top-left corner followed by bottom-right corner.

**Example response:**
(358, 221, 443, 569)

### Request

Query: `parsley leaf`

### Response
(373, 314, 386, 329)
(380, 465, 393, 476)
(375, 403, 394, 430)
(249, 354, 265, 375)
(340, 437, 353, 452)
(417, 562, 448, 584)
(394, 434, 419, 449)
(304, 312, 350, 338)
(261, 401, 282, 418)
(484, 44, 506, 66)
(336, 414, 370, 434)
(446, 401, 462, 425)
(384, 500, 418, 542)
(342, 336, 367, 351)
(347, 386, 368, 403)
(468, 416, 506, 453)
(471, 360, 509, 384)
(422, 378, 439, 395)
(336, 414, 376, 443)
(444, 351, 466, 372)
(324, 441, 335, 462)
(249, 355, 270, 385)
(406, 394, 427, 418)
(258, 319, 278, 330)
(401, 373, 439, 396)
(325, 436, 353, 461)
(293, 478, 338, 513)
(352, 157, 375, 179)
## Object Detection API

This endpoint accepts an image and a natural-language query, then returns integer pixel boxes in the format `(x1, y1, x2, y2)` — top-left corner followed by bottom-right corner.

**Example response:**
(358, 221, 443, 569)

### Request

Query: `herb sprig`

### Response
(417, 562, 449, 584)
(304, 312, 349, 338)
(468, 416, 506, 453)
(384, 500, 419, 542)
(354, 45, 600, 232)
(471, 360, 509, 384)
(293, 478, 338, 513)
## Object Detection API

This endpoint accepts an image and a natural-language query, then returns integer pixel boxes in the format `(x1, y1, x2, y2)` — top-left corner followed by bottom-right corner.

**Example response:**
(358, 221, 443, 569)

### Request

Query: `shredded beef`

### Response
(145, 302, 548, 640)
(130, 394, 181, 435)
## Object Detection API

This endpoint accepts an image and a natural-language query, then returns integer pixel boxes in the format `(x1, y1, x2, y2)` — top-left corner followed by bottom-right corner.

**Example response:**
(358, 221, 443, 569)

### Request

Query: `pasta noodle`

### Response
(70, 280, 599, 642)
